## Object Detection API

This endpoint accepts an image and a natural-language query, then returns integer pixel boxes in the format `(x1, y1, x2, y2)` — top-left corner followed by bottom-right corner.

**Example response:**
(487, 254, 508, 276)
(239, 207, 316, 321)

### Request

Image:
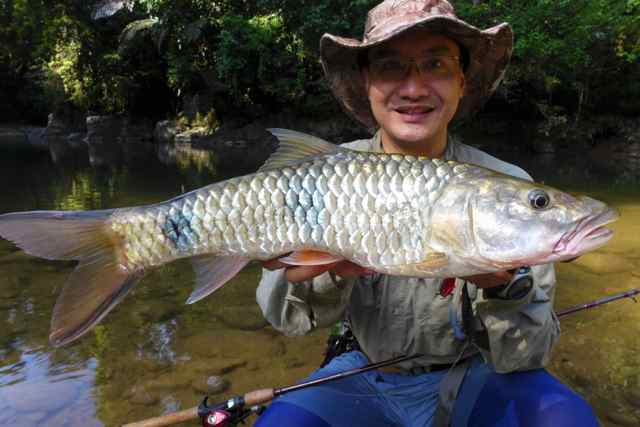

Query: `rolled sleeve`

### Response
(256, 268, 354, 336)
(473, 264, 560, 373)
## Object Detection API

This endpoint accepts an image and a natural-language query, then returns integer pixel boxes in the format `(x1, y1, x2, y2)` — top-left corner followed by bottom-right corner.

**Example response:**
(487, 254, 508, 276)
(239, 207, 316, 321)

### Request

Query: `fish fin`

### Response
(0, 210, 143, 347)
(0, 210, 116, 260)
(51, 260, 143, 347)
(186, 255, 250, 304)
(260, 128, 340, 171)
(278, 250, 344, 266)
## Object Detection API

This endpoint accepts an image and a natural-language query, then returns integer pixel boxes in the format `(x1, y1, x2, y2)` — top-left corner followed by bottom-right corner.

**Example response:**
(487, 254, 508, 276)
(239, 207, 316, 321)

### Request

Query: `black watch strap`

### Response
(485, 267, 533, 300)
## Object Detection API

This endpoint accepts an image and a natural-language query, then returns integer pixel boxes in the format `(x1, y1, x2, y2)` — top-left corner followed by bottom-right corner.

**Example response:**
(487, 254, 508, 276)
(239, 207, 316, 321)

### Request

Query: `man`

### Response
(255, 1, 598, 426)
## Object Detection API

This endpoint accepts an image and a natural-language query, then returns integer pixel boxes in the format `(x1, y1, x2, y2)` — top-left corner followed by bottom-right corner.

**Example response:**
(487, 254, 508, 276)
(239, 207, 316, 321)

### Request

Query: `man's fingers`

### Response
(262, 258, 287, 270)
(284, 261, 374, 283)
(286, 264, 334, 283)
(463, 270, 513, 289)
(332, 261, 373, 278)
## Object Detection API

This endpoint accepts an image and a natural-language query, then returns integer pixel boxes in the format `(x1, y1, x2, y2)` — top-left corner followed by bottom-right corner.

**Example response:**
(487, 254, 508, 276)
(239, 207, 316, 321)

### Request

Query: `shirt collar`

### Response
(370, 130, 457, 160)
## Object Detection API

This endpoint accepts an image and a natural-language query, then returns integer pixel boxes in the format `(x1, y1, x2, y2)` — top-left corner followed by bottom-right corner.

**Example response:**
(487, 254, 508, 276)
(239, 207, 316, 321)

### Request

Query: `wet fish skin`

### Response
(0, 129, 618, 346)
(109, 150, 475, 276)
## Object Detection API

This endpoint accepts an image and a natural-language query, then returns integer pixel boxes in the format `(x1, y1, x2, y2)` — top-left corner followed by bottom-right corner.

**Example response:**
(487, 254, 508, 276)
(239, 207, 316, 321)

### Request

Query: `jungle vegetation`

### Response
(1, 0, 638, 126)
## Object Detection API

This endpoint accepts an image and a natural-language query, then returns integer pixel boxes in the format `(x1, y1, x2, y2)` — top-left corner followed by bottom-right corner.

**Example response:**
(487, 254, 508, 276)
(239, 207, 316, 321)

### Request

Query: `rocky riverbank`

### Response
(2, 110, 639, 174)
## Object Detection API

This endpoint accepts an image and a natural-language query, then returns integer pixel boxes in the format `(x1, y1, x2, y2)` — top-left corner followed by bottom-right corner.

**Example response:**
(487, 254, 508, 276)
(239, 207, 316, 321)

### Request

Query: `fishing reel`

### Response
(198, 396, 265, 427)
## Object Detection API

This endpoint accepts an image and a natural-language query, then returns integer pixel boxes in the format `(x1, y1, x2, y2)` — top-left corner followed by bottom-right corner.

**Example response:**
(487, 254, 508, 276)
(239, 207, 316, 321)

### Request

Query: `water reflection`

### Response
(0, 144, 638, 426)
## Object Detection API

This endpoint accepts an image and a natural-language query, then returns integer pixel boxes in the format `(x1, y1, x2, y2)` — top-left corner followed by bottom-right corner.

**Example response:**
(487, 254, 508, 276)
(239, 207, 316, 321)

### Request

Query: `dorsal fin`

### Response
(261, 128, 340, 171)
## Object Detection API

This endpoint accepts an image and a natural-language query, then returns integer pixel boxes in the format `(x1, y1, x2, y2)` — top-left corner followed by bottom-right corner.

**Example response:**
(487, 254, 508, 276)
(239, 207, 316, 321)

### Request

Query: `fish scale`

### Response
(110, 151, 463, 275)
(0, 128, 619, 347)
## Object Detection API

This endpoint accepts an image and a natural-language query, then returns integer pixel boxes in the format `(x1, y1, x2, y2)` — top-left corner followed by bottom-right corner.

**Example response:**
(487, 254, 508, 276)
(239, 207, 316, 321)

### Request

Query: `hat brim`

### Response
(320, 16, 513, 133)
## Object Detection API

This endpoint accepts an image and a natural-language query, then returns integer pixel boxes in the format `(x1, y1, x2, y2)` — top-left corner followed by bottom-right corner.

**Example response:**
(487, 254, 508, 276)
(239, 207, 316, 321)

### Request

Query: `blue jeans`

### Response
(255, 351, 598, 427)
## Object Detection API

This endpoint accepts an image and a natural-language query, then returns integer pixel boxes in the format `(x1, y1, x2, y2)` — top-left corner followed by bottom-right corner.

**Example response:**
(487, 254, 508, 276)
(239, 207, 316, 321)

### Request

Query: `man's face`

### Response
(363, 30, 465, 154)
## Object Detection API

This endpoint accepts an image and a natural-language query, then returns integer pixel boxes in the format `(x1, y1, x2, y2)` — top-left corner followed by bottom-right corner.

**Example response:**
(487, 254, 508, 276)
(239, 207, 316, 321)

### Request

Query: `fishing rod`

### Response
(123, 353, 423, 427)
(556, 288, 639, 318)
(123, 288, 639, 427)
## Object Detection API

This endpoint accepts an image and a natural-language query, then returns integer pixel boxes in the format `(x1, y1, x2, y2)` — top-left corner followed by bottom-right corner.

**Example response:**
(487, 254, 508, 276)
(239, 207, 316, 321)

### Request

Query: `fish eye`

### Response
(528, 189, 550, 210)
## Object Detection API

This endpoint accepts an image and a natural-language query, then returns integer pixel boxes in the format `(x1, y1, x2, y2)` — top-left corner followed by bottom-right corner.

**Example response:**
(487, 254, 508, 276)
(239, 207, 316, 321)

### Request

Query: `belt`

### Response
(378, 362, 456, 375)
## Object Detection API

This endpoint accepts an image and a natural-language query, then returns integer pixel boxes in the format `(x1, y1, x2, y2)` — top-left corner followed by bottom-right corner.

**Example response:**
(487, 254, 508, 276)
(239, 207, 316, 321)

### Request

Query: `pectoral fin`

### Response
(278, 250, 344, 266)
(186, 255, 250, 304)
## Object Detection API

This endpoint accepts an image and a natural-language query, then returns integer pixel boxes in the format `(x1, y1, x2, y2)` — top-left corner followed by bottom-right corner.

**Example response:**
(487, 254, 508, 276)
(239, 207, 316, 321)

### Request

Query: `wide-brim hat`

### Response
(320, 0, 513, 133)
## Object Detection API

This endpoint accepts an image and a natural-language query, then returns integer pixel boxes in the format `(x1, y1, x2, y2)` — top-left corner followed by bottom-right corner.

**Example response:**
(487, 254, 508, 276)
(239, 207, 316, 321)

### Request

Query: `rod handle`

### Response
(122, 406, 198, 427)
(244, 388, 275, 406)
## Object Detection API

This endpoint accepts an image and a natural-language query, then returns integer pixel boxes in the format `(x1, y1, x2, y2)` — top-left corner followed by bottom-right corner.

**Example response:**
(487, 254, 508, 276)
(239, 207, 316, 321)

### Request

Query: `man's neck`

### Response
(380, 132, 448, 158)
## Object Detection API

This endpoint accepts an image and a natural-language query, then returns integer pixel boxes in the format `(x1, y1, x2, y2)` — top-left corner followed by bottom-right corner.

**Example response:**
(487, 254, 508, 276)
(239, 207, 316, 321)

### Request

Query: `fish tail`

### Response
(0, 210, 143, 347)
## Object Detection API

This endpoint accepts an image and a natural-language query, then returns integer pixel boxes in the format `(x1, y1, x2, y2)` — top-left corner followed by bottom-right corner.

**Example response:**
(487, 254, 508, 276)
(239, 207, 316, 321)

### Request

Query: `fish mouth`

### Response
(553, 207, 619, 259)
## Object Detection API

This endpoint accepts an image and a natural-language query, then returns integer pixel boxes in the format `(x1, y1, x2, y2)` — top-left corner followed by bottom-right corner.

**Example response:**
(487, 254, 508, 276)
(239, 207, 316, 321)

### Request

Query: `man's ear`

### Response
(459, 72, 466, 98)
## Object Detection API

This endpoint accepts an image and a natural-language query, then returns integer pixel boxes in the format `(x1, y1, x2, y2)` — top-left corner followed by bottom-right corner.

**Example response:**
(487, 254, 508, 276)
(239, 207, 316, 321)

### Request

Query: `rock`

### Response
(67, 132, 87, 148)
(126, 385, 158, 406)
(626, 142, 640, 158)
(49, 132, 88, 165)
(606, 411, 639, 427)
(154, 120, 178, 144)
(214, 306, 269, 331)
(160, 395, 181, 414)
(86, 115, 153, 165)
(46, 103, 86, 136)
(86, 116, 124, 166)
(191, 375, 230, 394)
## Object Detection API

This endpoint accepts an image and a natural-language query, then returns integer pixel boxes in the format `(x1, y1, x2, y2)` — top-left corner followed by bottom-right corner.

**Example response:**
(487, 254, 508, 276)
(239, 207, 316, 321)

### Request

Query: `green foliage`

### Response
(455, 0, 640, 114)
(1, 0, 638, 122)
(214, 13, 307, 107)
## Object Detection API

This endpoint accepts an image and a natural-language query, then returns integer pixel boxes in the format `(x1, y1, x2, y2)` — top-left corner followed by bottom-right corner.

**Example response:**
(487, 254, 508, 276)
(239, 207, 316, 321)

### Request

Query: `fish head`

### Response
(429, 174, 619, 271)
(467, 177, 619, 268)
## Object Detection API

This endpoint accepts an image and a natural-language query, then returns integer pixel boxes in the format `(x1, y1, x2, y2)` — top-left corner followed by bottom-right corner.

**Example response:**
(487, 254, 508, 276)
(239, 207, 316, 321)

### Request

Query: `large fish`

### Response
(0, 129, 618, 346)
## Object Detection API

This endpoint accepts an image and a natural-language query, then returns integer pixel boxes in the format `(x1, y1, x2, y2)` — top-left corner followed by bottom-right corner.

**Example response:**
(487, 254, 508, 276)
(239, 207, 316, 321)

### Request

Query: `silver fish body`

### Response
(0, 129, 619, 346)
(112, 151, 481, 277)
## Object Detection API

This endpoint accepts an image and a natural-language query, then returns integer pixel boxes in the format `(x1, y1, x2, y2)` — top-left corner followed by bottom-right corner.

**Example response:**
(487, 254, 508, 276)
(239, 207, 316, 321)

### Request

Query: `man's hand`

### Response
(262, 258, 372, 283)
(462, 271, 514, 289)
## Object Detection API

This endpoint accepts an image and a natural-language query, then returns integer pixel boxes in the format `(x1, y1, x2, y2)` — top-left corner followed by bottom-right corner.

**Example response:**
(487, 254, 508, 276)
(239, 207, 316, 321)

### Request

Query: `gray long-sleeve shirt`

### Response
(256, 132, 560, 373)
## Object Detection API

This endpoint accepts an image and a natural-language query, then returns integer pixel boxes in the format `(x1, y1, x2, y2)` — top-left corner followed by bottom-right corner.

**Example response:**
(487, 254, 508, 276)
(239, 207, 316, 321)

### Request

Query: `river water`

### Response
(0, 141, 638, 427)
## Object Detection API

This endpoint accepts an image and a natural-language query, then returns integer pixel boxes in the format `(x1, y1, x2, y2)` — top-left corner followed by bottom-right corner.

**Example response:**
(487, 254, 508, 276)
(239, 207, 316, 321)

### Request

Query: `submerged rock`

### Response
(192, 375, 230, 394)
(126, 385, 158, 406)
(161, 395, 181, 414)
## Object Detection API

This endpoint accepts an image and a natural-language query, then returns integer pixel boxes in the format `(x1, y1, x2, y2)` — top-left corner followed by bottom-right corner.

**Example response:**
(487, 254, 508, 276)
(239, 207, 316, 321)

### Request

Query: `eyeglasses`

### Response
(368, 55, 461, 82)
